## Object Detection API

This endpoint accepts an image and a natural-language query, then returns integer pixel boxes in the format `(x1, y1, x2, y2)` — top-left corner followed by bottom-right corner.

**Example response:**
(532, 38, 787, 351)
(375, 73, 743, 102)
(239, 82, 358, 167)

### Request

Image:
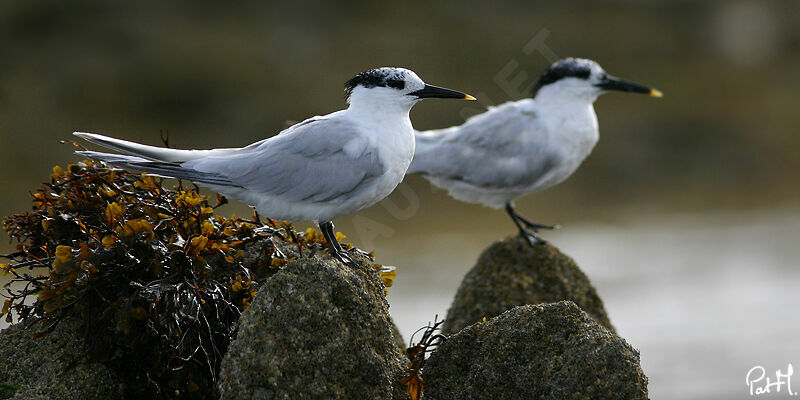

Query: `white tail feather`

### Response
(73, 132, 241, 162)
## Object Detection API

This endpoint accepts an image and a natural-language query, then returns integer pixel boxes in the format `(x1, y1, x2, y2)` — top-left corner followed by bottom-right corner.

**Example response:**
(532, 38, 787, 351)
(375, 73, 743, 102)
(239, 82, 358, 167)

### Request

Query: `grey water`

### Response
(385, 209, 800, 400)
(2, 209, 797, 399)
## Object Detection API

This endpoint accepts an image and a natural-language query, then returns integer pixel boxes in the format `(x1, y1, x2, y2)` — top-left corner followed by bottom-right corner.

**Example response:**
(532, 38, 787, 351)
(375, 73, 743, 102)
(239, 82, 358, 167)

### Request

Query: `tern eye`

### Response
(386, 79, 405, 90)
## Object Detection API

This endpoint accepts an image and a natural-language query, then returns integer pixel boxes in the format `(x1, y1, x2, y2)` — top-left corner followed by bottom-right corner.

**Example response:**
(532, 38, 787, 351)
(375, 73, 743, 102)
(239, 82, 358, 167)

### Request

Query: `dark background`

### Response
(1, 1, 798, 228)
(1, 2, 798, 399)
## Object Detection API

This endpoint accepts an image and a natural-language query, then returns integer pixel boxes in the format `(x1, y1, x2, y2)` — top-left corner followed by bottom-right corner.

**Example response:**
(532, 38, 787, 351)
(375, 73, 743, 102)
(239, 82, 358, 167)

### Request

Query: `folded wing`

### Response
(409, 102, 558, 189)
(77, 116, 385, 204)
(185, 117, 384, 202)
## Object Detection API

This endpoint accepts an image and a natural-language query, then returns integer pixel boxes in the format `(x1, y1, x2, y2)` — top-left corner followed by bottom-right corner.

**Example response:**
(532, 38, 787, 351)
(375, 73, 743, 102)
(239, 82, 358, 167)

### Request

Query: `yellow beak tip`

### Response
(649, 89, 663, 98)
(463, 94, 477, 101)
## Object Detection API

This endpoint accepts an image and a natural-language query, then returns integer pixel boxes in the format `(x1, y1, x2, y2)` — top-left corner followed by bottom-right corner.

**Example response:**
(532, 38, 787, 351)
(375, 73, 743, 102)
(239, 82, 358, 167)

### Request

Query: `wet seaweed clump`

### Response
(0, 160, 395, 399)
(399, 316, 448, 400)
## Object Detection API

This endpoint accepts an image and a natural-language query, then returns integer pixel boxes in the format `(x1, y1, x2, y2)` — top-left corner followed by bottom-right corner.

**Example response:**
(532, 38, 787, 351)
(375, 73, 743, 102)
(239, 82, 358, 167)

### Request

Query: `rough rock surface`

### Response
(218, 255, 409, 400)
(443, 236, 614, 334)
(424, 301, 648, 400)
(390, 316, 407, 352)
(0, 318, 118, 400)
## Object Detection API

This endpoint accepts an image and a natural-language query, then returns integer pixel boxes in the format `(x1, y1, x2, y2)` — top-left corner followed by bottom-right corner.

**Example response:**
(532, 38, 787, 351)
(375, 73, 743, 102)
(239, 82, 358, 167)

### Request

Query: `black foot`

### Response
(333, 249, 357, 266)
(519, 219, 559, 231)
(520, 230, 547, 247)
(348, 247, 374, 260)
(253, 225, 278, 234)
(319, 220, 358, 266)
(506, 202, 555, 247)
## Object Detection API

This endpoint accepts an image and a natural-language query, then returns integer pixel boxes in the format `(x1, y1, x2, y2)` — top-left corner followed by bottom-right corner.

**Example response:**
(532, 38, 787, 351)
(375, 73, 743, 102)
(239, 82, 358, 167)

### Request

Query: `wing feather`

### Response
(410, 101, 559, 189)
(77, 114, 385, 204)
(184, 116, 385, 202)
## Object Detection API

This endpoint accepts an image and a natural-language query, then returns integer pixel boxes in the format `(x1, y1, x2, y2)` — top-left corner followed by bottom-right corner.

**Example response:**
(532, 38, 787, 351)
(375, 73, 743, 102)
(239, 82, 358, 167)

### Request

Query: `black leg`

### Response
(319, 221, 343, 254)
(505, 202, 549, 246)
(319, 221, 355, 266)
(514, 213, 558, 231)
(504, 202, 558, 231)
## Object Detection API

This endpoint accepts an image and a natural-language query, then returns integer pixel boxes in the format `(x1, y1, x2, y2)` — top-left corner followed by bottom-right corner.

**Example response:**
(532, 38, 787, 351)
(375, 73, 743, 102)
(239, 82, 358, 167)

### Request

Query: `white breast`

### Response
(336, 107, 416, 215)
(365, 113, 416, 197)
(526, 101, 599, 192)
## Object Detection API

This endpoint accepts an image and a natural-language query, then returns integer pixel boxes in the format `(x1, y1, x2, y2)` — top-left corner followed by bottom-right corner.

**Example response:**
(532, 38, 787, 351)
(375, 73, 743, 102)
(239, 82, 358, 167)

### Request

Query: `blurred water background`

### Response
(1, 1, 799, 399)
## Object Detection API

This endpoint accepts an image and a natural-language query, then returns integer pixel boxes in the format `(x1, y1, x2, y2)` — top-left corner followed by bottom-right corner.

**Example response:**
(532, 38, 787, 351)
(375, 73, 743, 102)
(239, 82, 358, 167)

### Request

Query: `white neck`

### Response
(342, 89, 417, 198)
(346, 100, 414, 118)
(343, 90, 416, 146)
(530, 82, 600, 156)
(533, 83, 600, 106)
(346, 86, 417, 117)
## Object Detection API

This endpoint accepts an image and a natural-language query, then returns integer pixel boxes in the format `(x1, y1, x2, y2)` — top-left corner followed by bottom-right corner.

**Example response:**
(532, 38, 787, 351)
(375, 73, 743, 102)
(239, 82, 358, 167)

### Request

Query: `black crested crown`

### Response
(530, 58, 595, 98)
(344, 67, 407, 100)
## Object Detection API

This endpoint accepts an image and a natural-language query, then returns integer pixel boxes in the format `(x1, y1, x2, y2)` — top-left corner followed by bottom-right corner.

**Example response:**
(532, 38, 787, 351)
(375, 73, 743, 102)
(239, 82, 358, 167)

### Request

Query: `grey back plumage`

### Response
(410, 101, 560, 190)
(78, 115, 387, 206)
(183, 115, 385, 203)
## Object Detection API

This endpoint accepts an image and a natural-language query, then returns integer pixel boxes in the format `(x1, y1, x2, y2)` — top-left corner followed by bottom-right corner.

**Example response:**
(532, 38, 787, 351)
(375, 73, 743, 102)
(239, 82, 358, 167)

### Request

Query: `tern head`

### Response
(344, 67, 475, 110)
(531, 58, 662, 102)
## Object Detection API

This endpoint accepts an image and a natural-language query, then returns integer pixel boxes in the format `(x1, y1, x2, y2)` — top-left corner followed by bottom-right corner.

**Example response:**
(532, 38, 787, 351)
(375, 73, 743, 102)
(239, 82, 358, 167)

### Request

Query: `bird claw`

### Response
(254, 225, 281, 235)
(520, 230, 547, 247)
(333, 249, 357, 266)
(347, 247, 374, 260)
(519, 219, 559, 232)
(505, 202, 558, 241)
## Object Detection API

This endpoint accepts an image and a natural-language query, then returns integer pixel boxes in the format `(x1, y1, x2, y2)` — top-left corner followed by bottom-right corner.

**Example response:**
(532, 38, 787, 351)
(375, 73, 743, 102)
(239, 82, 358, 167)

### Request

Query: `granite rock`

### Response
(424, 301, 648, 400)
(443, 236, 614, 334)
(218, 255, 409, 399)
(0, 318, 118, 400)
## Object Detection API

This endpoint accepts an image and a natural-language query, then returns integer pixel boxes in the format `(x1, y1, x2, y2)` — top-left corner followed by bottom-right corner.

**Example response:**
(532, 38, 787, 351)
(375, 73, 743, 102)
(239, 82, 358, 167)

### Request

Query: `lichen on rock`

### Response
(443, 236, 615, 334)
(423, 301, 648, 400)
(218, 255, 409, 400)
(0, 318, 118, 400)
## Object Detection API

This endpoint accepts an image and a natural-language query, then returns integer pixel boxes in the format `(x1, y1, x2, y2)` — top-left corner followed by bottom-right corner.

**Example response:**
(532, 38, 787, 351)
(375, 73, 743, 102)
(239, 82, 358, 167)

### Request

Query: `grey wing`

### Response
(184, 117, 385, 202)
(412, 103, 559, 189)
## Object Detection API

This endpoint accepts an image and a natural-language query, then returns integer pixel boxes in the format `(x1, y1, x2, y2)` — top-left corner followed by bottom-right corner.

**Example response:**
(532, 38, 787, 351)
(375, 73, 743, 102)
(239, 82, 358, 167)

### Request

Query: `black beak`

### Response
(596, 76, 663, 97)
(409, 84, 477, 100)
